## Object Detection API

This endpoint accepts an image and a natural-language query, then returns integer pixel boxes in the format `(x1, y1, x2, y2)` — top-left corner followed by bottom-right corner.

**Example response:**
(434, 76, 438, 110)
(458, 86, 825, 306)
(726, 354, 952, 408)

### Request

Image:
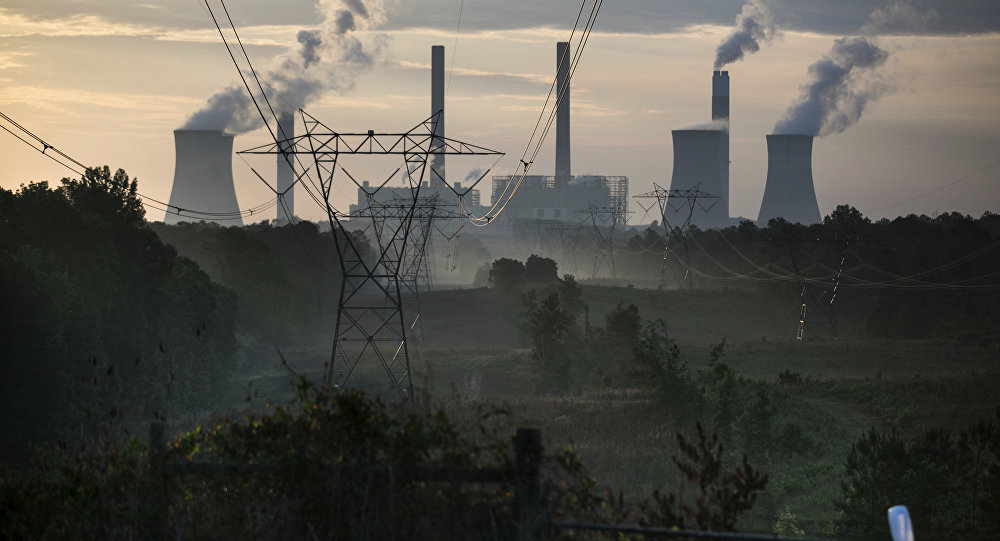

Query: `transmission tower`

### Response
(239, 111, 503, 399)
(577, 206, 629, 280)
(633, 183, 720, 289)
(760, 228, 877, 341)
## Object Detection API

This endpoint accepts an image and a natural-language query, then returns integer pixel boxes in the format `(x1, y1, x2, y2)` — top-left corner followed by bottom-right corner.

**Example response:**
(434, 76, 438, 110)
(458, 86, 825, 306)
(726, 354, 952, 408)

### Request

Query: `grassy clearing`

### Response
(227, 283, 999, 535)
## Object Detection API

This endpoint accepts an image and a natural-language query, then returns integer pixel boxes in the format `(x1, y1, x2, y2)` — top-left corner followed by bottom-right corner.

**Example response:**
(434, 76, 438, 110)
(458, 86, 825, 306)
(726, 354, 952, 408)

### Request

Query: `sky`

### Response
(1, 0, 999, 224)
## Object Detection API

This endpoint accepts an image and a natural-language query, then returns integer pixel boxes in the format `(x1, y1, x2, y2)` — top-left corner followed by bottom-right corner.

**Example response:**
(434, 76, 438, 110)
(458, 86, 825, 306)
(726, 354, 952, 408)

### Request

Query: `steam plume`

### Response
(181, 0, 384, 135)
(772, 37, 889, 136)
(772, 1, 934, 136)
(714, 0, 777, 70)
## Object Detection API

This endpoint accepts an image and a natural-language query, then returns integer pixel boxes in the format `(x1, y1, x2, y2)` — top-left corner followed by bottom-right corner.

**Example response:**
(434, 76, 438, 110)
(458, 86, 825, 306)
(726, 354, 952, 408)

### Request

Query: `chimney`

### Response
(430, 45, 446, 187)
(276, 111, 295, 222)
(712, 70, 731, 217)
(757, 134, 821, 225)
(712, 70, 730, 121)
(555, 41, 571, 186)
(666, 129, 729, 229)
(165, 130, 242, 226)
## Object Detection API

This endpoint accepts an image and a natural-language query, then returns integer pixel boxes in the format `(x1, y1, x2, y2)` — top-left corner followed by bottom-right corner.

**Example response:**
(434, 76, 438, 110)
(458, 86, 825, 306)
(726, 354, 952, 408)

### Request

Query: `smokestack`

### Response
(430, 45, 446, 187)
(277, 112, 295, 222)
(757, 134, 821, 225)
(555, 41, 571, 186)
(712, 70, 730, 121)
(712, 70, 731, 218)
(665, 129, 729, 229)
(165, 130, 242, 226)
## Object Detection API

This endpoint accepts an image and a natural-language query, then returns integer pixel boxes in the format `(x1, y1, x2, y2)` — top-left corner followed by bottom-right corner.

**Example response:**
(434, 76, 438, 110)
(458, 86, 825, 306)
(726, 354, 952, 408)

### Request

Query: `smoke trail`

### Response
(181, 0, 384, 134)
(463, 169, 483, 183)
(772, 1, 935, 136)
(772, 37, 889, 136)
(714, 0, 777, 70)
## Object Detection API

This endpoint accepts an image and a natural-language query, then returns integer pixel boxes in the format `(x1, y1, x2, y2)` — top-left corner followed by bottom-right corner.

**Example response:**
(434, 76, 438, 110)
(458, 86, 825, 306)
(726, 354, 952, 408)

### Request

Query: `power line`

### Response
(869, 156, 1000, 214)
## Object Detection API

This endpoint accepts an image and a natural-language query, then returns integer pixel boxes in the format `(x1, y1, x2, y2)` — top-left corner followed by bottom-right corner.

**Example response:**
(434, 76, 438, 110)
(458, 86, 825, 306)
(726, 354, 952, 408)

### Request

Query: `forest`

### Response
(1, 168, 998, 540)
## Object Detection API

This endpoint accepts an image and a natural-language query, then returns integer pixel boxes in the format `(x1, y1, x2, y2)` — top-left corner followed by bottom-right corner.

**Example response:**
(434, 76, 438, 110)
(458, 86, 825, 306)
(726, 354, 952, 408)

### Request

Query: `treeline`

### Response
(0, 168, 239, 466)
(619, 206, 1000, 342)
(148, 220, 362, 361)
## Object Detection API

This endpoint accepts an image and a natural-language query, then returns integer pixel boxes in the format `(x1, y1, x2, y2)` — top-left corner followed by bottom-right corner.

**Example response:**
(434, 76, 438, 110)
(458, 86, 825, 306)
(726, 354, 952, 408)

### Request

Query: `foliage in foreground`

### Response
(0, 383, 767, 540)
(832, 412, 1000, 541)
(0, 169, 239, 465)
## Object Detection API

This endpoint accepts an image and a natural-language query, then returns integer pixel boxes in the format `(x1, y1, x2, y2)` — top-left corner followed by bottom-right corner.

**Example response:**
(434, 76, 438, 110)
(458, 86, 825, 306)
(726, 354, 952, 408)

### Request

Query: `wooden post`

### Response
(149, 422, 166, 540)
(515, 428, 542, 541)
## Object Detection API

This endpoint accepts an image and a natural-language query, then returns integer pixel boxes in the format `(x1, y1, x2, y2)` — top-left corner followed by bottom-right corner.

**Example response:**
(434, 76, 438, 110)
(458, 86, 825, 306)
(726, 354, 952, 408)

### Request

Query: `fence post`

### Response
(515, 428, 542, 541)
(149, 422, 166, 540)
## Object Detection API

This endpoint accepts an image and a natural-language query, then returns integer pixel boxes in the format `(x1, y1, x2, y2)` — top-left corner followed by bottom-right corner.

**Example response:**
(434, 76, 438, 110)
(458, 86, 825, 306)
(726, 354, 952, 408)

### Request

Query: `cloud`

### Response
(394, 60, 551, 85)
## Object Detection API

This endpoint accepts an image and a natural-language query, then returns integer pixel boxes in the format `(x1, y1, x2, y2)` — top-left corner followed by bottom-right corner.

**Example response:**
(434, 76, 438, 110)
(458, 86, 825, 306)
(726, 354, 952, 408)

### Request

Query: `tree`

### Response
(524, 254, 559, 284)
(488, 257, 525, 292)
(62, 166, 145, 226)
(527, 291, 574, 391)
(605, 302, 641, 349)
(833, 427, 911, 541)
(638, 423, 768, 532)
(824, 204, 870, 229)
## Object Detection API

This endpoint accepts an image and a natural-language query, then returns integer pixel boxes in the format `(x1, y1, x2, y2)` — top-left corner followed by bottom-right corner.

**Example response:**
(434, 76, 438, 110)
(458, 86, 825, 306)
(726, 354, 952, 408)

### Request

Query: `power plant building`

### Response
(164, 129, 243, 226)
(756, 134, 821, 225)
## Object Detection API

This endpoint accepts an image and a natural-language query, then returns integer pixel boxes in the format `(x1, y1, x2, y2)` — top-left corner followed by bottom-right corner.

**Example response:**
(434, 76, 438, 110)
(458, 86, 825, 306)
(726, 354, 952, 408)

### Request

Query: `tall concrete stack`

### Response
(165, 130, 242, 226)
(756, 134, 821, 225)
(276, 111, 295, 221)
(712, 70, 730, 216)
(555, 41, 571, 186)
(430, 44, 446, 186)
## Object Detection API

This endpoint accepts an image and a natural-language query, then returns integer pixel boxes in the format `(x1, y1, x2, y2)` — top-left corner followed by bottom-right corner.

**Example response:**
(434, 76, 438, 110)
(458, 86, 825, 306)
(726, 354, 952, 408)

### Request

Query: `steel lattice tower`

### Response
(240, 111, 502, 399)
(577, 206, 629, 280)
(760, 229, 875, 341)
(634, 183, 720, 289)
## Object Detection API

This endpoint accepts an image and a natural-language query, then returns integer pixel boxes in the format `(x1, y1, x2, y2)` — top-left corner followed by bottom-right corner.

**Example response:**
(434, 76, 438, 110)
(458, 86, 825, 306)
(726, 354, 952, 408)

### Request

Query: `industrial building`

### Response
(479, 41, 629, 234)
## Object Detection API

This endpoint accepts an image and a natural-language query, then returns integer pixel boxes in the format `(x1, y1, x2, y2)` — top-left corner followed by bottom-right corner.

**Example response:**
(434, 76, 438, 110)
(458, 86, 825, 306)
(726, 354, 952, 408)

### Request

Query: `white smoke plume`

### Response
(714, 0, 777, 70)
(181, 0, 384, 135)
(772, 0, 934, 136)
(772, 37, 890, 136)
(463, 169, 483, 183)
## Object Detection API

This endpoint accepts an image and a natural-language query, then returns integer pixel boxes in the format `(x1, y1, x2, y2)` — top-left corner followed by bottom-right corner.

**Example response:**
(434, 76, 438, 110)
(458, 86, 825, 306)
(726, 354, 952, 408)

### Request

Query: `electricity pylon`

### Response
(240, 110, 502, 399)
(633, 183, 720, 289)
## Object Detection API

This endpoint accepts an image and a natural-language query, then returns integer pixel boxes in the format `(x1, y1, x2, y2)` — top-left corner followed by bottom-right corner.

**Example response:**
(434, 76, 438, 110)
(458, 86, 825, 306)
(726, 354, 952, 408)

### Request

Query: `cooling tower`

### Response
(165, 130, 242, 226)
(276, 112, 295, 221)
(665, 129, 729, 229)
(712, 70, 730, 215)
(430, 45, 446, 186)
(555, 41, 571, 186)
(756, 134, 821, 225)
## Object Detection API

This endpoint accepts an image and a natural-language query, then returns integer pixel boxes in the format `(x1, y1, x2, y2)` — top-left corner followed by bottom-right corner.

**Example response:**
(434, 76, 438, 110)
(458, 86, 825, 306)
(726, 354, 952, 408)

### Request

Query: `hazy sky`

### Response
(2, 0, 998, 223)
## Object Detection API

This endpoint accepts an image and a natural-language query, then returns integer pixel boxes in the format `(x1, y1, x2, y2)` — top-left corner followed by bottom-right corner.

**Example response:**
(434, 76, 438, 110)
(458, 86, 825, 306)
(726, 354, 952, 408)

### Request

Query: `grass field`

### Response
(232, 283, 999, 536)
